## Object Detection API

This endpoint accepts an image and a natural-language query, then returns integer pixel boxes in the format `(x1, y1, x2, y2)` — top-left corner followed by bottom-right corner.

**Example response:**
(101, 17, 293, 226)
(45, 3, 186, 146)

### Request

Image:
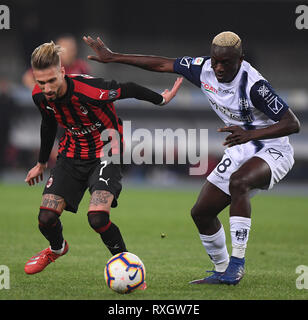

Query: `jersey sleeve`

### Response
(32, 91, 58, 163)
(118, 82, 163, 105)
(173, 56, 209, 87)
(99, 79, 122, 101)
(72, 76, 122, 101)
(250, 80, 289, 121)
(38, 116, 57, 163)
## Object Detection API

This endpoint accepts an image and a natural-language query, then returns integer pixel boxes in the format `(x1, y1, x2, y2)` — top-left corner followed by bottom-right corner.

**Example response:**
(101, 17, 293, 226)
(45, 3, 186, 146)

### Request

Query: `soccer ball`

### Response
(104, 252, 146, 294)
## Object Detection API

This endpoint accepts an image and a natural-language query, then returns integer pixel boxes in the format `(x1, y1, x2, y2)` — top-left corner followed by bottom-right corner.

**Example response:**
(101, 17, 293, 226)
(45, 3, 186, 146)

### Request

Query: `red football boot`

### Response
(24, 241, 69, 275)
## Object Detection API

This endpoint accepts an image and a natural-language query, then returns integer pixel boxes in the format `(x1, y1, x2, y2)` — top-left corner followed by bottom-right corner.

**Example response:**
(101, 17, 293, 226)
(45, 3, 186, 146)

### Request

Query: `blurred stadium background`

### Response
(0, 0, 307, 194)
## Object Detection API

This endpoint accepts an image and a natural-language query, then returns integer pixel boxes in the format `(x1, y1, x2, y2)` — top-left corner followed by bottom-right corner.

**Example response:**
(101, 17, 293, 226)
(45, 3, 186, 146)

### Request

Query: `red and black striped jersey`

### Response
(33, 74, 163, 162)
(33, 74, 124, 161)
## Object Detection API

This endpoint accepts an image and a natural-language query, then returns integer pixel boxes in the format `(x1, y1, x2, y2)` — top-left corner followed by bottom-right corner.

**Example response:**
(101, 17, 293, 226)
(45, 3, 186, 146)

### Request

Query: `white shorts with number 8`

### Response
(207, 141, 295, 196)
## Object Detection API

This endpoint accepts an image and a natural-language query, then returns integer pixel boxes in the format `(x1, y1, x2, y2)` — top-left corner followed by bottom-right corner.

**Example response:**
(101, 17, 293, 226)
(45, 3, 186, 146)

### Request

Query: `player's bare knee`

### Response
(191, 203, 201, 221)
(191, 204, 210, 225)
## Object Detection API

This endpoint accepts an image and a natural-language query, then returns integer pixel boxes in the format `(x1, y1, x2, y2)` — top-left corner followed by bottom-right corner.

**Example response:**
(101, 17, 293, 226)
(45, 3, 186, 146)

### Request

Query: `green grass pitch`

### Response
(0, 183, 307, 300)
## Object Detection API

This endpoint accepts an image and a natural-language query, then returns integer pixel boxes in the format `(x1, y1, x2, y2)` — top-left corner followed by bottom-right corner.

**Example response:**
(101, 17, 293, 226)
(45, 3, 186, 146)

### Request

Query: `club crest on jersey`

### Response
(79, 105, 88, 114)
(257, 84, 270, 98)
(46, 176, 53, 188)
(239, 98, 249, 110)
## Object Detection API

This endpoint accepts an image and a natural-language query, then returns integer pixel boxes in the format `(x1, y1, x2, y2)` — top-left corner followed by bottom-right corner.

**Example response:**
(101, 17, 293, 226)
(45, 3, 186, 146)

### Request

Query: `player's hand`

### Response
(83, 35, 115, 63)
(161, 77, 183, 105)
(218, 126, 254, 147)
(25, 162, 48, 186)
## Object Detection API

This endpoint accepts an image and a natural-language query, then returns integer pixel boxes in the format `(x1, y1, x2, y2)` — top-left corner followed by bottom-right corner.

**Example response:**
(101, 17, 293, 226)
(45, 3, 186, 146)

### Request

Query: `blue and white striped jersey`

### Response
(174, 56, 291, 150)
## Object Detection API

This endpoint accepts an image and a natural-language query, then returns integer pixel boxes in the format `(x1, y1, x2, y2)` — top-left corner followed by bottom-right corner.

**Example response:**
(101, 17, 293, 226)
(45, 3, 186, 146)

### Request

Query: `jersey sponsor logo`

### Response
(208, 98, 253, 123)
(201, 82, 218, 94)
(67, 121, 102, 136)
(265, 148, 283, 160)
(179, 56, 192, 68)
(192, 57, 204, 65)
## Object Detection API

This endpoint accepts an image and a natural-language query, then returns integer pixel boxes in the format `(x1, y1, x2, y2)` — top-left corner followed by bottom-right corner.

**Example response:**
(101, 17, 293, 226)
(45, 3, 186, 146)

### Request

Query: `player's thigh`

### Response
(191, 180, 231, 219)
(88, 160, 122, 212)
(230, 156, 271, 191)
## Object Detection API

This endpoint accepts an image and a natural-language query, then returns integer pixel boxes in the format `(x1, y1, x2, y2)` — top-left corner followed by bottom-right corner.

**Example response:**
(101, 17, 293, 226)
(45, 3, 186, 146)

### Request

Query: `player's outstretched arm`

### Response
(119, 77, 183, 106)
(83, 36, 175, 73)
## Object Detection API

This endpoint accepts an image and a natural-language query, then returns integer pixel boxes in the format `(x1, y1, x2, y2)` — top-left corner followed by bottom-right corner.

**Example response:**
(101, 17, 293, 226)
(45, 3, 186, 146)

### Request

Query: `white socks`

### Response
(230, 216, 251, 259)
(199, 225, 229, 272)
(200, 216, 251, 270)
(50, 240, 65, 255)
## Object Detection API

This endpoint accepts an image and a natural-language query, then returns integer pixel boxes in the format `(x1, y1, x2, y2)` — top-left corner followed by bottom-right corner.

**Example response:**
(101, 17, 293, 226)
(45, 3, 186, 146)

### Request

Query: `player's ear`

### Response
(60, 66, 66, 78)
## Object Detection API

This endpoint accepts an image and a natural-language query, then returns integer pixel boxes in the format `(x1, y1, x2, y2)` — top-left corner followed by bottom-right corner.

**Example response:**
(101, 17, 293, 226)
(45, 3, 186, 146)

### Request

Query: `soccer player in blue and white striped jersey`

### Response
(84, 32, 300, 285)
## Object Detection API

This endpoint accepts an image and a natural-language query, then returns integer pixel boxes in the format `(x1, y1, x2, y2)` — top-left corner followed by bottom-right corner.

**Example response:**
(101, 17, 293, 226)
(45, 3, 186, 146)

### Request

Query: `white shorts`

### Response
(207, 142, 295, 195)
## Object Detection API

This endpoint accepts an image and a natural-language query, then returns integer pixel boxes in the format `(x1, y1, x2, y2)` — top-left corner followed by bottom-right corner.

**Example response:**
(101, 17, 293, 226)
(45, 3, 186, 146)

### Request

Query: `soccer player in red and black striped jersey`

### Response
(24, 41, 182, 275)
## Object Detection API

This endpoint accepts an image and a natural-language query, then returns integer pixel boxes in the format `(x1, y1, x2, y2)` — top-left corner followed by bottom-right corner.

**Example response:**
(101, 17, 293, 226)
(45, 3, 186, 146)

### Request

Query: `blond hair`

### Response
(212, 31, 242, 54)
(31, 41, 62, 70)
